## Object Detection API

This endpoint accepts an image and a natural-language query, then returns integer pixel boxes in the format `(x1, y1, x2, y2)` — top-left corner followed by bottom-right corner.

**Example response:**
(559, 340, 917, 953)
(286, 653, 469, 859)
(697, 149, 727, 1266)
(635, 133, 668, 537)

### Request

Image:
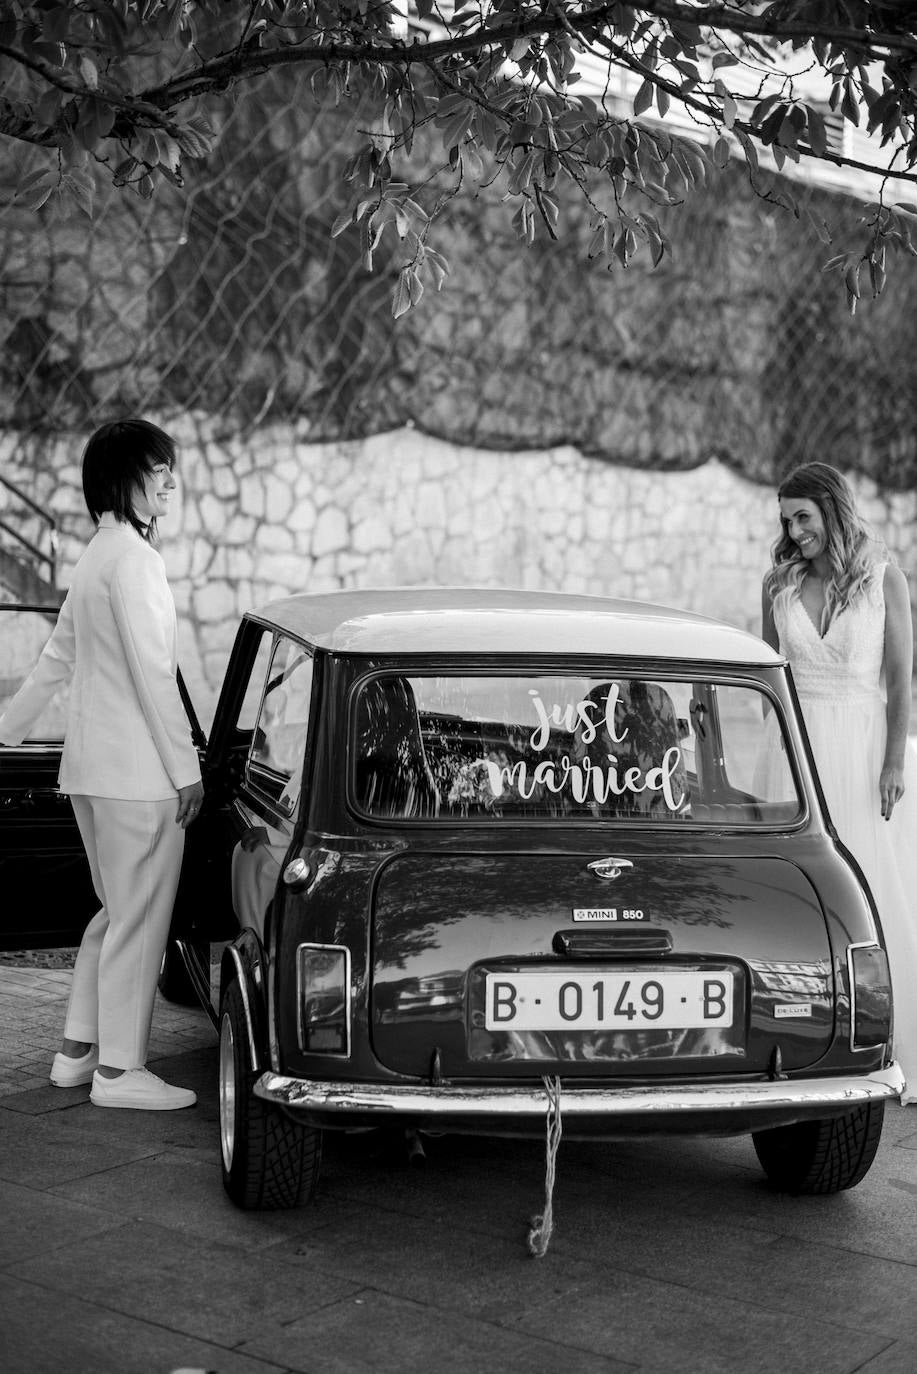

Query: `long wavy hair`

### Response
(764, 462, 877, 632)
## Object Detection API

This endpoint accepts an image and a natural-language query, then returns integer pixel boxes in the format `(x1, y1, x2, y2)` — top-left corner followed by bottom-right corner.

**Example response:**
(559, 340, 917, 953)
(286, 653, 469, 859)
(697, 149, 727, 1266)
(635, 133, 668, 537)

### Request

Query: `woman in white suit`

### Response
(0, 419, 203, 1110)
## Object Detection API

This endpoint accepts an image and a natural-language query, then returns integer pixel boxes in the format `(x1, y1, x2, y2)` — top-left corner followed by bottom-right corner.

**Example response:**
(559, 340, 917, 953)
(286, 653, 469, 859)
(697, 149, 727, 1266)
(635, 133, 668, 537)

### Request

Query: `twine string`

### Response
(526, 1073, 563, 1258)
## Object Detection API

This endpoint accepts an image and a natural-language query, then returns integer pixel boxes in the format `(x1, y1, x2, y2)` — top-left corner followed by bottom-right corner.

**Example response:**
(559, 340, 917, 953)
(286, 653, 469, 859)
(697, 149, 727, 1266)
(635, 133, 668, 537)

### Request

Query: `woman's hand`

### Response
(879, 764, 905, 821)
(176, 780, 204, 828)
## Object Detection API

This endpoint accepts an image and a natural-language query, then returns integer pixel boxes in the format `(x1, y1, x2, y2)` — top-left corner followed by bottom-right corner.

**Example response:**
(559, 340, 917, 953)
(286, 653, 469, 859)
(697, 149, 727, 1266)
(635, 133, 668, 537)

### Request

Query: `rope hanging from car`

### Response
(527, 1074, 563, 1258)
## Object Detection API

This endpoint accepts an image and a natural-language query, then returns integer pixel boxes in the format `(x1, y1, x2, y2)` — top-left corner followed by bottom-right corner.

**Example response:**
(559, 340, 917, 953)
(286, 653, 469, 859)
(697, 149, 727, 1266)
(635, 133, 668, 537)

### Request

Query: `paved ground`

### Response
(4, 964, 917, 1374)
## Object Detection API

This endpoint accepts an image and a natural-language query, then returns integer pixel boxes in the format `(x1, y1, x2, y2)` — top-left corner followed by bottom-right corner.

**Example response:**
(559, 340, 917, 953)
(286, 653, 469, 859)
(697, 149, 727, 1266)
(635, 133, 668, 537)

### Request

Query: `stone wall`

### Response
(2, 418, 915, 727)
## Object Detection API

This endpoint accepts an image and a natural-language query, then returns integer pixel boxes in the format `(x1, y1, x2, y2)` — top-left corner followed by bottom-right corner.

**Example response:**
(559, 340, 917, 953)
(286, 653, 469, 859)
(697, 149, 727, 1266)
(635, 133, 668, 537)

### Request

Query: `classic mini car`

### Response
(0, 589, 904, 1208)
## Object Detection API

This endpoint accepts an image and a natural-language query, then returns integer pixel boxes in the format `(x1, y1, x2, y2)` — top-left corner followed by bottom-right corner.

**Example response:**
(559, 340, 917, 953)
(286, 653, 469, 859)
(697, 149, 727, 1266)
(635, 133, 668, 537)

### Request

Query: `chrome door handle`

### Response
(587, 858, 634, 881)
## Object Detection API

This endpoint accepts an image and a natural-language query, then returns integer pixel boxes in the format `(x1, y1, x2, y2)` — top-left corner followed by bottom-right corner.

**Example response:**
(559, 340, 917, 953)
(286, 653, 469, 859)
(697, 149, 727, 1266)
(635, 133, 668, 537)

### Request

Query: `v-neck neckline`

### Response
(795, 587, 832, 641)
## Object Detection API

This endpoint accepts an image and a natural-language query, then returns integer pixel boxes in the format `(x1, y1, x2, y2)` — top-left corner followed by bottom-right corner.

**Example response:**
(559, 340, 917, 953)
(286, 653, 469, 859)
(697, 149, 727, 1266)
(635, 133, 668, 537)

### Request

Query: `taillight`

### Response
(297, 944, 351, 1055)
(848, 943, 892, 1051)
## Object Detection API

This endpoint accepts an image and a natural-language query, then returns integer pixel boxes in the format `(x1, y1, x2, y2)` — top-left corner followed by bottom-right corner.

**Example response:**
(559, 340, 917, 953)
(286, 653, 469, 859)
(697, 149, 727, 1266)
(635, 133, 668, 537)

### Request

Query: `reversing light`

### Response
(848, 943, 892, 1051)
(297, 944, 351, 1056)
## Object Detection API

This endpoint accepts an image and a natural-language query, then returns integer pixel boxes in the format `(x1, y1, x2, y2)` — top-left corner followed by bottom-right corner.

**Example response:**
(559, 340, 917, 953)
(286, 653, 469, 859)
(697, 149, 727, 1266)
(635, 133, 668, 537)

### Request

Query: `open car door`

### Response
(0, 604, 98, 949)
(0, 602, 210, 970)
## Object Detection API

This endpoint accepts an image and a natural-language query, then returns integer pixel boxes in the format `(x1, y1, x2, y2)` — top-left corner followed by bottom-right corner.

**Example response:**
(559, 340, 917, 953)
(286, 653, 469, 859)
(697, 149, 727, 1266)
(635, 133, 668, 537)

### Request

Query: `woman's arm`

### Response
(881, 562, 913, 820)
(761, 578, 779, 652)
(0, 595, 76, 745)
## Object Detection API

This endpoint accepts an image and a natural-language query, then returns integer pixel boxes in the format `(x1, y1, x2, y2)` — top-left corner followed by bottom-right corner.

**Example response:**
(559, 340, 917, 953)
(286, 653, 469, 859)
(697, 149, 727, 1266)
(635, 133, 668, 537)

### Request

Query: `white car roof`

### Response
(249, 588, 783, 666)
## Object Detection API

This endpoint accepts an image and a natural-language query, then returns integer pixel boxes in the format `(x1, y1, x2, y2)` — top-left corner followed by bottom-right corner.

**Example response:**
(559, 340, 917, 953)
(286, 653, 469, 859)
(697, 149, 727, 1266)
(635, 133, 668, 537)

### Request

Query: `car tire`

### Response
(752, 1100, 885, 1194)
(158, 939, 207, 1006)
(219, 979, 322, 1209)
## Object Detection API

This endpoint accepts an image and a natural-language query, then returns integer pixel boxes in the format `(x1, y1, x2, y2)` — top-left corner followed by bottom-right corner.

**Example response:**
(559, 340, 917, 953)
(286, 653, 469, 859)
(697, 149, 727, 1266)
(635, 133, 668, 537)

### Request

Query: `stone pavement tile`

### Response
(0, 1102, 163, 1189)
(48, 1147, 337, 1254)
(887, 1102, 917, 1150)
(0, 978, 53, 1000)
(18, 1035, 64, 1055)
(539, 1133, 760, 1213)
(0, 1082, 93, 1114)
(546, 1204, 917, 1343)
(675, 1117, 917, 1268)
(295, 1141, 917, 1349)
(0, 1273, 294, 1374)
(316, 1129, 707, 1240)
(504, 1272, 890, 1374)
(14, 1218, 361, 1348)
(854, 1340, 917, 1372)
(270, 1199, 606, 1317)
(239, 1287, 637, 1374)
(0, 1069, 50, 1095)
(0, 966, 56, 987)
(0, 1178, 125, 1267)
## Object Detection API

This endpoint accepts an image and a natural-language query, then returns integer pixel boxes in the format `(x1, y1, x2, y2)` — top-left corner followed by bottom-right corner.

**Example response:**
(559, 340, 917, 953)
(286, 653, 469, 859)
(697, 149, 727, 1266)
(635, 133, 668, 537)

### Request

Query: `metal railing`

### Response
(0, 473, 59, 589)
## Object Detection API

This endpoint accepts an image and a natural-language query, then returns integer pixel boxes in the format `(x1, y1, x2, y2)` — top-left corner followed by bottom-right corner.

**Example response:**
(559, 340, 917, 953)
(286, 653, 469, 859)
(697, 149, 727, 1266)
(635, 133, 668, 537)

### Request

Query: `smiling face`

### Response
(779, 496, 827, 562)
(132, 460, 177, 524)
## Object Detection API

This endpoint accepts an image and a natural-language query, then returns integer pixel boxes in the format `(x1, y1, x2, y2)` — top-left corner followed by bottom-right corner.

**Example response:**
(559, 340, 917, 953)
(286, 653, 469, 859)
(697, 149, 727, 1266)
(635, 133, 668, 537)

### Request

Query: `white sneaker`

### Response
(50, 1047, 99, 1088)
(90, 1067, 197, 1111)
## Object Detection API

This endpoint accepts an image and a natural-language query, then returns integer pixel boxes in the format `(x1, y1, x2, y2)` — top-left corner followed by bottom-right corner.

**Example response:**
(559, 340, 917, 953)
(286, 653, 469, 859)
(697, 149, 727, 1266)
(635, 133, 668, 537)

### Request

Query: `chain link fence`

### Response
(1, 65, 915, 487)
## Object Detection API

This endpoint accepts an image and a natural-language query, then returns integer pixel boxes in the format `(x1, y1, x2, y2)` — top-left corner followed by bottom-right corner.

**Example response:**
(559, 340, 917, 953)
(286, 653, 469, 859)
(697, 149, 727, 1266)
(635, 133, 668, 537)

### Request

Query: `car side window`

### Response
(235, 632, 275, 733)
(246, 637, 314, 816)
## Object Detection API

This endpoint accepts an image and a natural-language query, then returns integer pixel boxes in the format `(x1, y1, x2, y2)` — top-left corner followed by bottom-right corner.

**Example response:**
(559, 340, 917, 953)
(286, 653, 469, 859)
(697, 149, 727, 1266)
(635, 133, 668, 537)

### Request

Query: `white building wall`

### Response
(2, 419, 915, 726)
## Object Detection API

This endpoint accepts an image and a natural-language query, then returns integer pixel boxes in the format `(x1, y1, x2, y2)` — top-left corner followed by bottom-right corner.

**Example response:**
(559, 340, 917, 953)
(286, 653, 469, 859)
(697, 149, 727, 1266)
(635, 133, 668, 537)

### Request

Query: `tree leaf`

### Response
(844, 260, 861, 298)
(806, 208, 833, 244)
(841, 80, 861, 127)
(633, 80, 654, 117)
(425, 247, 450, 290)
(64, 169, 94, 217)
(79, 56, 99, 91)
(803, 107, 828, 157)
(392, 268, 412, 319)
(15, 168, 57, 210)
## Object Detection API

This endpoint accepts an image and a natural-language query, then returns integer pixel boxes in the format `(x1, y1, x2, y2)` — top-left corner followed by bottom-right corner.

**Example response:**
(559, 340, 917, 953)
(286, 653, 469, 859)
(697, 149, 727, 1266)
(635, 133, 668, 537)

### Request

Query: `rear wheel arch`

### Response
(218, 978, 322, 1209)
(220, 934, 269, 1065)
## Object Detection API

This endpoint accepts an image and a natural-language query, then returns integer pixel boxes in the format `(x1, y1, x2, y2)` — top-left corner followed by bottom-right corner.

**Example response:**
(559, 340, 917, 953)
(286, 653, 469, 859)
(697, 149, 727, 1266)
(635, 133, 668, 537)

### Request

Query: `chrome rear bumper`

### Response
(254, 1063, 904, 1123)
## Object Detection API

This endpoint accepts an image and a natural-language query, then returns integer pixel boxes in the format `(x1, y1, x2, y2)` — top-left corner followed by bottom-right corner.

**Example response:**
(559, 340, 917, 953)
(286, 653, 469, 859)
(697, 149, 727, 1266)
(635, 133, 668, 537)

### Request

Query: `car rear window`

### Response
(351, 674, 802, 826)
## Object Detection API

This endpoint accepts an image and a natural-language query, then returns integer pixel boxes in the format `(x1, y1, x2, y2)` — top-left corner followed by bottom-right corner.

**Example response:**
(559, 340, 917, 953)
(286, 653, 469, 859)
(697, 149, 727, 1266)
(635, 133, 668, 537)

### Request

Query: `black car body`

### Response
(0, 589, 903, 1207)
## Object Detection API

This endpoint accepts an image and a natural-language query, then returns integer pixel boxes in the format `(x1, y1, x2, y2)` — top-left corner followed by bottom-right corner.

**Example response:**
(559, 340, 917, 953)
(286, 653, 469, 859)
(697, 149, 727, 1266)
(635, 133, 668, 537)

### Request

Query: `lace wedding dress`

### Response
(774, 560, 917, 1103)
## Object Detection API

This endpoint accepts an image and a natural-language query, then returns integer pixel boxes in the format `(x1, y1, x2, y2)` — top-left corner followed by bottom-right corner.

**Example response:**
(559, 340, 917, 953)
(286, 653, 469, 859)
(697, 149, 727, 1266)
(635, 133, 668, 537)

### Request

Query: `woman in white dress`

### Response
(761, 461, 917, 1104)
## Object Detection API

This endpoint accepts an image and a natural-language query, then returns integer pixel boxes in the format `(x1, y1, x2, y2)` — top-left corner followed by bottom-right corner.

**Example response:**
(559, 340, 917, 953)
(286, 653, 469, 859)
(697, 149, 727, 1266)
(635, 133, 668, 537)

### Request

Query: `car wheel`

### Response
(219, 979, 322, 1209)
(158, 938, 207, 1006)
(752, 1100, 885, 1194)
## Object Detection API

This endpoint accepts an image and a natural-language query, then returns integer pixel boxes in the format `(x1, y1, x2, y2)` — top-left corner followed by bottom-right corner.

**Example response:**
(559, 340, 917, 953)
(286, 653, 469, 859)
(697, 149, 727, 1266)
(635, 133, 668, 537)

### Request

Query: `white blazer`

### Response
(0, 514, 201, 800)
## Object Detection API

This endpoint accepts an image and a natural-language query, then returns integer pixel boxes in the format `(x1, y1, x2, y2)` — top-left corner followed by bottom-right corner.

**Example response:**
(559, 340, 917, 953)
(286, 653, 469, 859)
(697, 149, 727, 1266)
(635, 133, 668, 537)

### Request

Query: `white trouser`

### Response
(66, 794, 185, 1070)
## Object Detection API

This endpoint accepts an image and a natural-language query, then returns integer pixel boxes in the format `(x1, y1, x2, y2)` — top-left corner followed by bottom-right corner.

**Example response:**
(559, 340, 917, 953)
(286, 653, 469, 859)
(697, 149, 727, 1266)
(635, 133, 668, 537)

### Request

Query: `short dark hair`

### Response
(81, 418, 177, 541)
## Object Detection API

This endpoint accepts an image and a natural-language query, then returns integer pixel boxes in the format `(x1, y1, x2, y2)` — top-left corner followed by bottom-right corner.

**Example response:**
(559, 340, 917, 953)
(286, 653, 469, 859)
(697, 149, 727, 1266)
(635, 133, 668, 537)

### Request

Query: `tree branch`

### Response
(136, 0, 917, 113)
(0, 99, 58, 148)
(628, 1, 917, 57)
(0, 43, 182, 134)
(591, 31, 917, 186)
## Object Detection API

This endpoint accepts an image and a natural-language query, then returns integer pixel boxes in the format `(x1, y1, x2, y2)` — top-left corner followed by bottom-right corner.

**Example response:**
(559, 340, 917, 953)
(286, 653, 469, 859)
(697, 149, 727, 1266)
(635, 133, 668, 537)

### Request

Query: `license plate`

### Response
(484, 969, 733, 1031)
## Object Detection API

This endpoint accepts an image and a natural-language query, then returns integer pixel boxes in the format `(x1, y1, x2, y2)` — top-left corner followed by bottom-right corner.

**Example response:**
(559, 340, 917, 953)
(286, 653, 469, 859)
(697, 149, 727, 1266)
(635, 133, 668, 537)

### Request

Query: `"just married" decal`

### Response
(482, 686, 685, 809)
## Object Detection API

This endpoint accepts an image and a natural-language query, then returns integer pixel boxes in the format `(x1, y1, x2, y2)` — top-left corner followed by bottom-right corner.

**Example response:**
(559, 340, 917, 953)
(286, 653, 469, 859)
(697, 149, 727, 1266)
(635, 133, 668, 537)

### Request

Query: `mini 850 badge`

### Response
(573, 908, 648, 922)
